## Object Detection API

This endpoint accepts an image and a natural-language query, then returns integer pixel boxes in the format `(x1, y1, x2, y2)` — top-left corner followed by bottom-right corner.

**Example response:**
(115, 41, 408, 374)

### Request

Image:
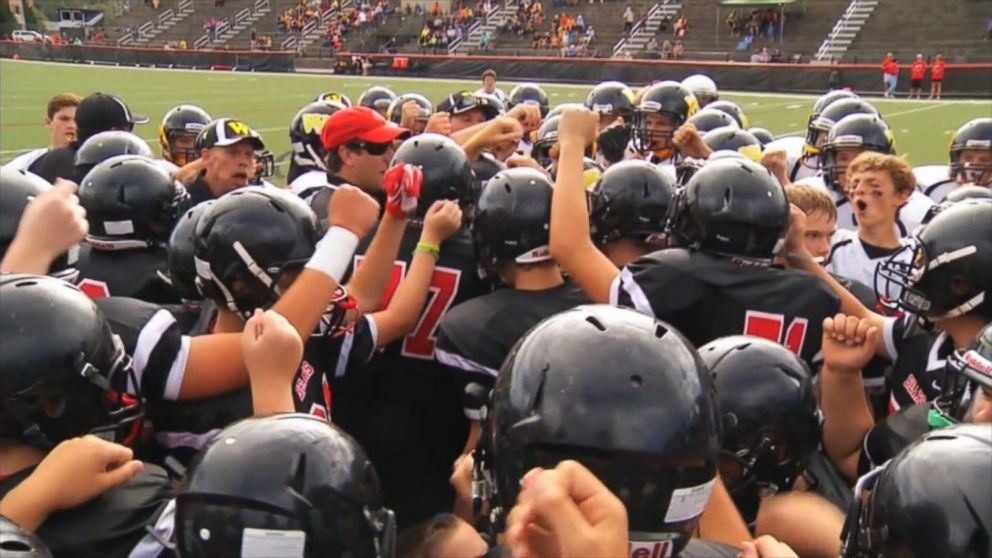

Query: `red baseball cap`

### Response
(321, 106, 410, 150)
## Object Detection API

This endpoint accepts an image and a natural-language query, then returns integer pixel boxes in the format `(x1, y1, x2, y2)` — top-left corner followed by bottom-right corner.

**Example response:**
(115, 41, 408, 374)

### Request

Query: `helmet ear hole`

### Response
(950, 276, 974, 298)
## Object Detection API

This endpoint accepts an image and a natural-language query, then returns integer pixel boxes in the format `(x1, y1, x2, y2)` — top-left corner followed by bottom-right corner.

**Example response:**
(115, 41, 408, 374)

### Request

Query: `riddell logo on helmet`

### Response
(629, 540, 673, 558)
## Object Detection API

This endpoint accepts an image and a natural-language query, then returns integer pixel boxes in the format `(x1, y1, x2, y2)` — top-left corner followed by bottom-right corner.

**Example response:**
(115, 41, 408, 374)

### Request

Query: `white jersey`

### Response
(3, 147, 49, 172)
(826, 228, 914, 296)
(475, 87, 508, 105)
(765, 136, 812, 181)
(155, 159, 180, 175)
(914, 164, 957, 202)
(807, 174, 935, 237)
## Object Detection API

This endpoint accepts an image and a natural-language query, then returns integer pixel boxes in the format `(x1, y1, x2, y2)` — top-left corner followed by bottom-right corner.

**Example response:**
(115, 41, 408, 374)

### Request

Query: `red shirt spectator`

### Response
(931, 57, 946, 80)
(882, 57, 899, 76)
(910, 58, 927, 80)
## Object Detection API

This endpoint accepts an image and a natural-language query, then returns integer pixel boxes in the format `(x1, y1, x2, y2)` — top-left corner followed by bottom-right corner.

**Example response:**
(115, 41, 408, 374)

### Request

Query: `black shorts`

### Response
(911, 78, 923, 88)
(932, 77, 943, 83)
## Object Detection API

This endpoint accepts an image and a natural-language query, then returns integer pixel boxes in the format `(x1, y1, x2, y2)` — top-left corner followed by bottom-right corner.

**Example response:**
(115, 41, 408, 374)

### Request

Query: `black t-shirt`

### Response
(27, 143, 78, 183)
(881, 314, 954, 413)
(436, 280, 589, 394)
(332, 226, 490, 529)
(611, 249, 840, 368)
(859, 402, 944, 476)
(77, 245, 180, 305)
(0, 462, 173, 558)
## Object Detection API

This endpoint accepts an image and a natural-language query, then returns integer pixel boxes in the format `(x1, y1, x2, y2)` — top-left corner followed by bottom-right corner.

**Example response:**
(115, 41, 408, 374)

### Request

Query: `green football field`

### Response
(2, 59, 990, 172)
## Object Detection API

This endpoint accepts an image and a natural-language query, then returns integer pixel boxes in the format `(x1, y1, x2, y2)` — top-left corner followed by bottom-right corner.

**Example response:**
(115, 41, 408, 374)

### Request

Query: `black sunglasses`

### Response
(346, 140, 392, 156)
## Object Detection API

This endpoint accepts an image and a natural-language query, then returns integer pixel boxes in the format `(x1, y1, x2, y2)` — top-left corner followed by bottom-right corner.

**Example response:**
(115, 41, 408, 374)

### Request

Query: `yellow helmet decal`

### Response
(302, 113, 330, 135)
(685, 94, 700, 118)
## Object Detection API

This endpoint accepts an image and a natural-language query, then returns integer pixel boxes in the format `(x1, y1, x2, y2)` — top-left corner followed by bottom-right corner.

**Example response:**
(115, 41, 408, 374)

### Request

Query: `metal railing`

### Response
(178, 0, 192, 11)
(235, 8, 251, 25)
(158, 8, 174, 26)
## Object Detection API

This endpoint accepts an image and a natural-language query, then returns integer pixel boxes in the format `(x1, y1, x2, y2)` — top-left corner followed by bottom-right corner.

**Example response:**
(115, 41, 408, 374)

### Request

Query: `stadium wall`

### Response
(0, 41, 296, 72)
(341, 52, 992, 99)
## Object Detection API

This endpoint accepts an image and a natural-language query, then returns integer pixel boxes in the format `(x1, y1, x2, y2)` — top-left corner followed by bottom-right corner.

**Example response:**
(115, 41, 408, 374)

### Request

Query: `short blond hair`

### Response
(846, 152, 917, 194)
(786, 183, 837, 222)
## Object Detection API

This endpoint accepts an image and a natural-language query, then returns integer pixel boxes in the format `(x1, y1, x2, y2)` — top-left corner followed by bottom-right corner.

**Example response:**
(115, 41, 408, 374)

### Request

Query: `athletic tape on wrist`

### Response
(305, 226, 359, 283)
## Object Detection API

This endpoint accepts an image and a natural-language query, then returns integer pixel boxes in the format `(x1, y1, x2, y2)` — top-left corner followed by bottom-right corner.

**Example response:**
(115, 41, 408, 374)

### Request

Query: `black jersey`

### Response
(332, 226, 490, 528)
(0, 462, 173, 558)
(611, 249, 840, 367)
(76, 244, 179, 305)
(26, 143, 78, 183)
(858, 402, 946, 476)
(293, 314, 378, 420)
(881, 314, 954, 414)
(436, 281, 588, 383)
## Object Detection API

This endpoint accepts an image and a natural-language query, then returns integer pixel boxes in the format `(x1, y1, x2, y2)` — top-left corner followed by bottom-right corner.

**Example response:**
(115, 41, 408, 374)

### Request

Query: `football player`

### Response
(530, 115, 602, 186)
(157, 104, 211, 173)
(687, 109, 741, 134)
(506, 82, 550, 118)
(358, 85, 398, 117)
(817, 114, 934, 235)
(286, 99, 348, 190)
(173, 414, 396, 558)
(585, 80, 636, 129)
(332, 134, 491, 529)
(550, 108, 840, 368)
(588, 159, 675, 267)
(471, 305, 742, 558)
(705, 100, 750, 130)
(386, 93, 434, 135)
(682, 74, 719, 108)
(436, 90, 502, 133)
(0, 274, 173, 557)
(73, 130, 154, 183)
(313, 90, 352, 106)
(788, 90, 861, 182)
(435, 168, 588, 416)
(166, 201, 214, 334)
(628, 80, 700, 168)
(840, 425, 991, 558)
(2, 93, 80, 172)
(918, 117, 992, 202)
(475, 68, 509, 105)
(75, 155, 188, 303)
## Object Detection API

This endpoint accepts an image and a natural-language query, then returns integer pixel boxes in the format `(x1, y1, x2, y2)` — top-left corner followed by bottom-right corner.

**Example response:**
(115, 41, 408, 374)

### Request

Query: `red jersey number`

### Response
(354, 257, 462, 359)
(743, 310, 809, 356)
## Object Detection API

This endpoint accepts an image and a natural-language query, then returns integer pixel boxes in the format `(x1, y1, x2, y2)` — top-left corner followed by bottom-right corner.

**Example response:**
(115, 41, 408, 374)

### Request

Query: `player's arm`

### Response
(0, 179, 86, 275)
(460, 116, 524, 162)
(549, 108, 620, 303)
(697, 476, 752, 549)
(370, 201, 462, 347)
(346, 212, 406, 313)
(241, 309, 303, 415)
(783, 204, 889, 358)
(818, 314, 879, 481)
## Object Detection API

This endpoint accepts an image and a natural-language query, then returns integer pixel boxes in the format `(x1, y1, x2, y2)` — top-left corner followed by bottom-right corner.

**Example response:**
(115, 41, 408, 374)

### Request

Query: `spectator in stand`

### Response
(646, 35, 657, 54)
(672, 39, 683, 59)
(622, 6, 634, 34)
(929, 54, 946, 100)
(674, 13, 687, 37)
(661, 38, 672, 59)
(881, 52, 899, 98)
(727, 9, 740, 36)
(909, 54, 927, 99)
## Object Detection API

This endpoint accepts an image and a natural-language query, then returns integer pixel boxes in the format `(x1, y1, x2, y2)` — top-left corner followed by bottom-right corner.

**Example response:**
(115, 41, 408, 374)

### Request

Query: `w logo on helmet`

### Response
(685, 94, 700, 118)
(226, 120, 250, 136)
(302, 113, 330, 135)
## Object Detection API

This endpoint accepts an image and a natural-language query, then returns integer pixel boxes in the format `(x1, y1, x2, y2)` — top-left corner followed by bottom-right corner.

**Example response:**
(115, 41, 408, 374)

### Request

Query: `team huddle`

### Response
(0, 69, 990, 558)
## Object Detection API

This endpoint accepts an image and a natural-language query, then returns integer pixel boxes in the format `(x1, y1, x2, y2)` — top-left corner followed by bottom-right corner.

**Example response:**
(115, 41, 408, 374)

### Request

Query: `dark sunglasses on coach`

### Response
(347, 141, 392, 156)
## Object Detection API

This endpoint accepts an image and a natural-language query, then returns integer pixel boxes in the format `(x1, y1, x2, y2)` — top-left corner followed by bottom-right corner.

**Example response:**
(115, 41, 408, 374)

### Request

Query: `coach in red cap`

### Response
(302, 107, 410, 223)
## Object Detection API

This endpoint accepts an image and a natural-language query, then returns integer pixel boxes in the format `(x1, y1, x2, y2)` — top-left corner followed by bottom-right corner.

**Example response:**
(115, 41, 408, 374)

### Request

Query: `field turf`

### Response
(3, 59, 990, 173)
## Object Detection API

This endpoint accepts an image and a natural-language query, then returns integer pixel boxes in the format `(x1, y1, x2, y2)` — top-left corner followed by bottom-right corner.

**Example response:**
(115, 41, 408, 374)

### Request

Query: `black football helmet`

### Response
(193, 187, 322, 320)
(74, 130, 153, 182)
(949, 117, 992, 186)
(159, 104, 212, 167)
(531, 115, 561, 168)
(473, 168, 553, 273)
(841, 424, 991, 558)
(475, 305, 719, 556)
(748, 127, 775, 148)
(78, 155, 190, 250)
(389, 133, 476, 218)
(699, 336, 820, 521)
(632, 81, 699, 155)
(804, 98, 880, 163)
(167, 200, 214, 304)
(436, 90, 502, 121)
(0, 274, 142, 449)
(702, 127, 764, 162)
(946, 185, 992, 203)
(668, 158, 789, 265)
(176, 413, 395, 558)
(705, 100, 749, 129)
(942, 321, 992, 421)
(358, 85, 398, 116)
(687, 109, 740, 134)
(507, 83, 550, 117)
(313, 91, 353, 107)
(472, 151, 508, 200)
(585, 81, 635, 124)
(876, 200, 992, 321)
(0, 167, 80, 282)
(290, 100, 348, 175)
(589, 160, 675, 247)
(385, 93, 433, 126)
(821, 114, 896, 191)
(807, 89, 859, 128)
(0, 515, 52, 558)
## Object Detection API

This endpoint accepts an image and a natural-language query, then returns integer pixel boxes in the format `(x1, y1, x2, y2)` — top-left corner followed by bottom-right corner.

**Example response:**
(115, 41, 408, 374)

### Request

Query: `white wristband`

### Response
(305, 226, 359, 283)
